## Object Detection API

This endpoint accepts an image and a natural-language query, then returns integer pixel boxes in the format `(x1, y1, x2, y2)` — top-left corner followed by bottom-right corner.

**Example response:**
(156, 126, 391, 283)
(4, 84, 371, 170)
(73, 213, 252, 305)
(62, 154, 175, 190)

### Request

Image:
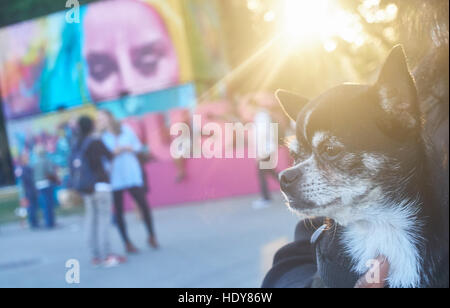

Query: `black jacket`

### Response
(262, 218, 359, 288)
(75, 137, 113, 186)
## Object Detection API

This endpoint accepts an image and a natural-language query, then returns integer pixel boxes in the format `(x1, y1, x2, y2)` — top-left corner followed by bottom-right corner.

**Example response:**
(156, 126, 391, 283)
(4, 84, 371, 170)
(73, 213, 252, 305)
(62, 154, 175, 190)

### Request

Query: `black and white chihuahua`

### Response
(277, 45, 449, 288)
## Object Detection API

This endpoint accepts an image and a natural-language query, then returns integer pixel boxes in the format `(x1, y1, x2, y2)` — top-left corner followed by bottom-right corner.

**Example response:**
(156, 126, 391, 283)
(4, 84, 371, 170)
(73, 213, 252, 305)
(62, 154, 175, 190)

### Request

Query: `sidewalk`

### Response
(0, 194, 299, 288)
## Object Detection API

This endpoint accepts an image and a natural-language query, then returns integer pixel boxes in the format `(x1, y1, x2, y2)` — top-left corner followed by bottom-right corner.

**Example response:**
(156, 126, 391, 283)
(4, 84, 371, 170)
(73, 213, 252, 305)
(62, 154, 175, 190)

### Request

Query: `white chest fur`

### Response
(339, 205, 423, 288)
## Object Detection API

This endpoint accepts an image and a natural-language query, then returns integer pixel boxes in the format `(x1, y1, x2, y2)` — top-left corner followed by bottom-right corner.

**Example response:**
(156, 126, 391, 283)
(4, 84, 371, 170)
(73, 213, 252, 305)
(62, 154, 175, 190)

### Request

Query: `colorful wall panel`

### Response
(97, 82, 196, 120)
(0, 0, 194, 120)
(6, 106, 96, 178)
(181, 0, 229, 95)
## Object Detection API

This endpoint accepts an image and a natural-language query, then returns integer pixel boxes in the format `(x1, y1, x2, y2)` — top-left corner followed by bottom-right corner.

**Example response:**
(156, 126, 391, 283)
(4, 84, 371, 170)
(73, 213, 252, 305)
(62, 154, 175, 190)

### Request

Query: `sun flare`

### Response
(282, 0, 365, 51)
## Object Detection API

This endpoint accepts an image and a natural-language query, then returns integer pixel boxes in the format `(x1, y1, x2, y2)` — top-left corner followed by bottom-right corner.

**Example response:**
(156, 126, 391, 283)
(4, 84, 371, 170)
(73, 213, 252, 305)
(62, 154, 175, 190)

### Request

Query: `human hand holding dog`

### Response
(354, 256, 390, 288)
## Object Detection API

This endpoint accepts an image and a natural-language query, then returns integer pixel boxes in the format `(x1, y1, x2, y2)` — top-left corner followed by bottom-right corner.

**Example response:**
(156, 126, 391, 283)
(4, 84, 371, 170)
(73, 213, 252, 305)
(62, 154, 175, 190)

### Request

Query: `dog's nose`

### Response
(280, 168, 300, 191)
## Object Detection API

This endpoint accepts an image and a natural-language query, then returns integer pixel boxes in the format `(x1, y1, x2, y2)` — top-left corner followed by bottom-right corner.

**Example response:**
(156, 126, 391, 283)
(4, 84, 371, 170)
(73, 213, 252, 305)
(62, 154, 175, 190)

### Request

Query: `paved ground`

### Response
(0, 193, 300, 288)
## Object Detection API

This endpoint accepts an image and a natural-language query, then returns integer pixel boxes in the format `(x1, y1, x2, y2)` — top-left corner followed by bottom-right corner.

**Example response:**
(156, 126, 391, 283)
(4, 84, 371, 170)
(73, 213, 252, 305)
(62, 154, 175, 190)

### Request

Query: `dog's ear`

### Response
(275, 90, 309, 122)
(375, 45, 420, 135)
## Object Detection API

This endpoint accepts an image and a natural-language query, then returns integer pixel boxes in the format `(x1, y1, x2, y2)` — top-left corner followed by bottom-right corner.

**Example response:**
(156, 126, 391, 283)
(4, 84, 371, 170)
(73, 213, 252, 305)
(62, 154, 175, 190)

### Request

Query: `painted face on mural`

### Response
(83, 0, 180, 102)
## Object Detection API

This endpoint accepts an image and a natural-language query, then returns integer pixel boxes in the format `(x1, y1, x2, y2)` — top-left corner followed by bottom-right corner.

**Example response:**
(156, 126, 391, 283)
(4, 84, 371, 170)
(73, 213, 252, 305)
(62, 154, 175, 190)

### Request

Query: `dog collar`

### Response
(310, 224, 328, 245)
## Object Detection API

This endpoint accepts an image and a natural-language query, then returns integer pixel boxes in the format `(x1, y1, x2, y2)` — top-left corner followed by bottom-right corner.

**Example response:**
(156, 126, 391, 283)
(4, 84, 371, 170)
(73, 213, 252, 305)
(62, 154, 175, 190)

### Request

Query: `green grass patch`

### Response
(0, 187, 85, 225)
(0, 187, 20, 224)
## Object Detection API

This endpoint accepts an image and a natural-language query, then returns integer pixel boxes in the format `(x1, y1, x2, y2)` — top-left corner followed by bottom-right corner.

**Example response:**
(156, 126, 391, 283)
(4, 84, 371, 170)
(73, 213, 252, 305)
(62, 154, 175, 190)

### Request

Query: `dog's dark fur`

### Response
(277, 45, 449, 288)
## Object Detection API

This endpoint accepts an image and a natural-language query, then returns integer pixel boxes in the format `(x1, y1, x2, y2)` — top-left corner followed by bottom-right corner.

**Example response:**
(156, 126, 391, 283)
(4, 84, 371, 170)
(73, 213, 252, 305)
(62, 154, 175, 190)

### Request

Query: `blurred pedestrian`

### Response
(71, 116, 125, 267)
(15, 152, 39, 229)
(32, 145, 58, 228)
(97, 110, 159, 253)
(252, 100, 279, 209)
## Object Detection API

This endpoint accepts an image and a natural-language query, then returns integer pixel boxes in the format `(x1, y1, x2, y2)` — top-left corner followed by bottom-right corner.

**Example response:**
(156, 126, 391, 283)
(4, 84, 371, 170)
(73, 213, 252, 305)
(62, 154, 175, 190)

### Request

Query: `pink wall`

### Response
(124, 147, 290, 208)
(122, 106, 292, 209)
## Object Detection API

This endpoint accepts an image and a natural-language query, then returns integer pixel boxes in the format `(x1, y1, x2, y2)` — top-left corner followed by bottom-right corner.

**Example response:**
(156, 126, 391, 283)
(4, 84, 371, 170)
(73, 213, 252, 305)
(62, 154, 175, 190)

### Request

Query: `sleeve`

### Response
(124, 125, 142, 152)
(261, 219, 322, 288)
(90, 140, 113, 161)
(85, 140, 113, 176)
(44, 157, 56, 176)
(101, 133, 114, 152)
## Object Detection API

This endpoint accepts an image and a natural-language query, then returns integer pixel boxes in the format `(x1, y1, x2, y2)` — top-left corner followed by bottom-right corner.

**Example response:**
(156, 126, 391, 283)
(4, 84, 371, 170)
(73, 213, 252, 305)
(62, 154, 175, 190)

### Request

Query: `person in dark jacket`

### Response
(75, 116, 126, 267)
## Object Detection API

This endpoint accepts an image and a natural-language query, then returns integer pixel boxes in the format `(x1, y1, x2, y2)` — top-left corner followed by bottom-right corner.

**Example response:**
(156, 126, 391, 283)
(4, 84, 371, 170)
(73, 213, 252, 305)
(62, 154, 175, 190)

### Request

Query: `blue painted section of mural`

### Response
(39, 8, 89, 114)
(97, 82, 197, 120)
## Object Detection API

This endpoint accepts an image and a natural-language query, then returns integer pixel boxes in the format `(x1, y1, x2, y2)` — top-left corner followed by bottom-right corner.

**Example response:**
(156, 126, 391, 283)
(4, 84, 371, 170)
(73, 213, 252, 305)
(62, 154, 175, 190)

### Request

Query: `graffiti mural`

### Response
(0, 0, 194, 120)
(6, 106, 97, 185)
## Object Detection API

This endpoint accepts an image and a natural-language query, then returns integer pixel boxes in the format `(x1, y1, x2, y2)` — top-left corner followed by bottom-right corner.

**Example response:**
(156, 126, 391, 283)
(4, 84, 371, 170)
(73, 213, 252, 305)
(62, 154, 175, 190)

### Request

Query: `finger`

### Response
(354, 256, 390, 288)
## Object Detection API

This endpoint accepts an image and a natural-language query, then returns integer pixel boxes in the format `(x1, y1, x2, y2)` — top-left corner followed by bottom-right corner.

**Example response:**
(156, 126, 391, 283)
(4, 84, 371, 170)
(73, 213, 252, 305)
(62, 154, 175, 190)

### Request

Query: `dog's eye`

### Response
(320, 144, 342, 160)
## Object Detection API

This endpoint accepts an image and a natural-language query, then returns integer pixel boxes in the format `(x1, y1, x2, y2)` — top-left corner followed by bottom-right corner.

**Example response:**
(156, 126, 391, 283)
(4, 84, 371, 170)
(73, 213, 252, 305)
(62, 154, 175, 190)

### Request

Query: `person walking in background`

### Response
(97, 110, 159, 254)
(15, 152, 39, 229)
(30, 145, 58, 228)
(252, 100, 279, 209)
(71, 116, 125, 267)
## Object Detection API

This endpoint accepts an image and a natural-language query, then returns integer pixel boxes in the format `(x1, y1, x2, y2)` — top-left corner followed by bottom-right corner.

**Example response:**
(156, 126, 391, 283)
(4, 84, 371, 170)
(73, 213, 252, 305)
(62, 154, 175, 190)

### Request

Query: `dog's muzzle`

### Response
(280, 168, 316, 210)
(279, 167, 300, 194)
